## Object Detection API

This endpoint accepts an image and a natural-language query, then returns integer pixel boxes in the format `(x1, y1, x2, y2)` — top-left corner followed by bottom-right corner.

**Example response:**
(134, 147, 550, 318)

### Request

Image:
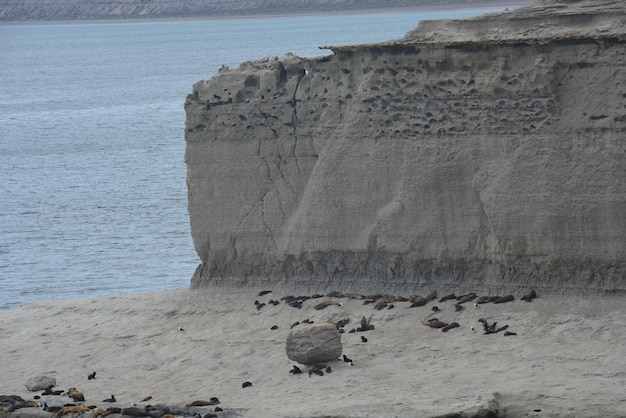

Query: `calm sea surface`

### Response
(0, 5, 514, 309)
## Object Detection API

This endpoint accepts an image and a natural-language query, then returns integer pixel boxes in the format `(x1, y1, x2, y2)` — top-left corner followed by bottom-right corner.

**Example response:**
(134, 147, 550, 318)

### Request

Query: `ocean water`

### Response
(0, 5, 515, 310)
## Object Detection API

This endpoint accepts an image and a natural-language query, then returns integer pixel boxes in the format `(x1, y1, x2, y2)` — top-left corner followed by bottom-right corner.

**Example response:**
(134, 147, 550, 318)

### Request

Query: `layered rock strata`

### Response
(185, 0, 626, 294)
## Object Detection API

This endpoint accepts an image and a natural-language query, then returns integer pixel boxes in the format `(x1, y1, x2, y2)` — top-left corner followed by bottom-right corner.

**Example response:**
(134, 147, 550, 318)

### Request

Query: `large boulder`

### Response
(24, 375, 56, 391)
(286, 323, 342, 364)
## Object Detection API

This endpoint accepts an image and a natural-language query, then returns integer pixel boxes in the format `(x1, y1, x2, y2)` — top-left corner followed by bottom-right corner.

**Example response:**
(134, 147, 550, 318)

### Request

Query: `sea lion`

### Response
(456, 293, 477, 304)
(441, 322, 460, 332)
(121, 407, 155, 417)
(87, 372, 96, 380)
(342, 354, 353, 365)
(255, 302, 266, 311)
(492, 295, 514, 304)
(290, 321, 300, 329)
(54, 404, 91, 418)
(242, 381, 252, 388)
(423, 319, 448, 329)
(431, 306, 440, 312)
(102, 396, 116, 403)
(394, 295, 409, 302)
(92, 407, 107, 418)
(14, 400, 39, 408)
(289, 365, 302, 374)
(326, 291, 344, 298)
(373, 299, 388, 310)
(475, 296, 498, 304)
(521, 289, 537, 302)
(67, 388, 85, 402)
(185, 400, 218, 407)
(140, 397, 152, 402)
(439, 293, 457, 302)
(358, 316, 374, 331)
(325, 366, 332, 373)
(270, 325, 278, 330)
(408, 295, 427, 307)
(343, 293, 365, 300)
(333, 316, 350, 328)
(308, 364, 326, 377)
(454, 304, 464, 312)
(504, 331, 517, 336)
(314, 300, 342, 310)
(258, 290, 272, 296)
(268, 299, 280, 306)
(361, 336, 368, 343)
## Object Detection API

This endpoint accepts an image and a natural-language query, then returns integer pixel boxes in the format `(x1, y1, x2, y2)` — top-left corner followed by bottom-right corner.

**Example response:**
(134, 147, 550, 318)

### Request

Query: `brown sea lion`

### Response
(521, 289, 537, 302)
(456, 293, 477, 304)
(326, 291, 345, 298)
(0, 406, 9, 412)
(492, 295, 514, 304)
(408, 295, 427, 307)
(121, 407, 155, 417)
(373, 299, 388, 310)
(308, 364, 326, 377)
(67, 388, 85, 402)
(425, 291, 437, 301)
(394, 295, 409, 302)
(422, 319, 448, 329)
(359, 316, 374, 331)
(92, 407, 107, 418)
(314, 300, 342, 310)
(54, 404, 91, 418)
(343, 293, 365, 300)
(14, 400, 38, 409)
(475, 296, 498, 304)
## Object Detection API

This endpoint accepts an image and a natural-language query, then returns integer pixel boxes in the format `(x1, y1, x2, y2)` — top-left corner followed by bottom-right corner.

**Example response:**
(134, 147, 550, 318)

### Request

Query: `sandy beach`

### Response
(1, 287, 624, 417)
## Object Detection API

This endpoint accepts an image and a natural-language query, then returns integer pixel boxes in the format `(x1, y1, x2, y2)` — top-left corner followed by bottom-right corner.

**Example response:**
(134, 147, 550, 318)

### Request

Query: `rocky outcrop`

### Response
(285, 323, 342, 364)
(185, 0, 626, 295)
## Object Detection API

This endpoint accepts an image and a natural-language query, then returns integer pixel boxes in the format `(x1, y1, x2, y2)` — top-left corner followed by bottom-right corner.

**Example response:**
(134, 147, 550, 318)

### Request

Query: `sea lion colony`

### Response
(1, 288, 535, 417)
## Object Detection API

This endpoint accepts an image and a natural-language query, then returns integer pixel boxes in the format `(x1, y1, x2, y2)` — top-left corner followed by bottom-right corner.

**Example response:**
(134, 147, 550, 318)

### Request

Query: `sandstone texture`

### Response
(185, 0, 626, 295)
(285, 323, 342, 364)
(24, 375, 56, 392)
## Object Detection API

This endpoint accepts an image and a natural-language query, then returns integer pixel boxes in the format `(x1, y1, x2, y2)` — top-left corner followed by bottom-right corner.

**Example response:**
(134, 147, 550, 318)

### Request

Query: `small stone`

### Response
(25, 375, 56, 392)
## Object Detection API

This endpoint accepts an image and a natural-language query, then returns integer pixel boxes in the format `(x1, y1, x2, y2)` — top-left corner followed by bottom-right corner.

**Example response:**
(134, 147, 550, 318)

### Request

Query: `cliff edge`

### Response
(185, 0, 626, 295)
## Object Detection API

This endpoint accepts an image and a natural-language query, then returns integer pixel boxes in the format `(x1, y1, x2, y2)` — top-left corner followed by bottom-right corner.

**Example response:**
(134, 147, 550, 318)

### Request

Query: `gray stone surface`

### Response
(24, 375, 56, 391)
(185, 0, 626, 295)
(285, 323, 342, 364)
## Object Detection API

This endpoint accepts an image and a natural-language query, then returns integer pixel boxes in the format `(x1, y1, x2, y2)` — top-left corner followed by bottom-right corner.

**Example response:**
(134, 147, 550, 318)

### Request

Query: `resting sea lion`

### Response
(314, 300, 342, 310)
(289, 365, 302, 374)
(186, 399, 218, 407)
(53, 404, 91, 418)
(102, 395, 116, 403)
(521, 289, 537, 302)
(87, 372, 96, 380)
(423, 319, 448, 329)
(492, 295, 514, 304)
(441, 322, 460, 332)
(456, 293, 477, 304)
(242, 381, 252, 388)
(121, 407, 155, 417)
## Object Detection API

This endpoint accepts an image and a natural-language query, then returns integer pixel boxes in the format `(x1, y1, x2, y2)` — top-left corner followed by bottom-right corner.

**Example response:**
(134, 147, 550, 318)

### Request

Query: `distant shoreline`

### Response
(0, 0, 532, 25)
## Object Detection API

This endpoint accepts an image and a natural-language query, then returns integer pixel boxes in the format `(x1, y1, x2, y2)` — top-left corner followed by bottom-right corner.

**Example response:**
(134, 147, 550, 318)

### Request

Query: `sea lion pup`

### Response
(68, 387, 85, 402)
(492, 295, 515, 304)
(102, 395, 116, 403)
(308, 364, 326, 377)
(358, 316, 375, 331)
(87, 372, 96, 380)
(258, 290, 272, 296)
(521, 288, 537, 302)
(314, 300, 342, 310)
(422, 319, 448, 329)
(441, 322, 460, 332)
(242, 381, 252, 388)
(54, 404, 91, 418)
(289, 365, 302, 374)
(290, 321, 300, 329)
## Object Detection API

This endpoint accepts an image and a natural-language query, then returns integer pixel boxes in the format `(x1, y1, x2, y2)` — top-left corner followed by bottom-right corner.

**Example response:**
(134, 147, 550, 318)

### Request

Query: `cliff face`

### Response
(185, 0, 626, 294)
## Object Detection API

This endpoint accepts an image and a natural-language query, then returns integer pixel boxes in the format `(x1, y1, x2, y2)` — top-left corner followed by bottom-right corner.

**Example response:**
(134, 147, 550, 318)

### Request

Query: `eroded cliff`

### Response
(185, 0, 626, 294)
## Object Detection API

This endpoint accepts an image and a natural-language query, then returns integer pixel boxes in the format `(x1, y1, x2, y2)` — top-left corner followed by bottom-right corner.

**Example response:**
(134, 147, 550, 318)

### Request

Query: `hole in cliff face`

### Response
(244, 75, 260, 88)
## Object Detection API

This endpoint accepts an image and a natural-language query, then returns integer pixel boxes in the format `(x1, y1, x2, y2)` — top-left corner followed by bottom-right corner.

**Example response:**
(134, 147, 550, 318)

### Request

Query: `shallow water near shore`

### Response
(0, 4, 524, 310)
